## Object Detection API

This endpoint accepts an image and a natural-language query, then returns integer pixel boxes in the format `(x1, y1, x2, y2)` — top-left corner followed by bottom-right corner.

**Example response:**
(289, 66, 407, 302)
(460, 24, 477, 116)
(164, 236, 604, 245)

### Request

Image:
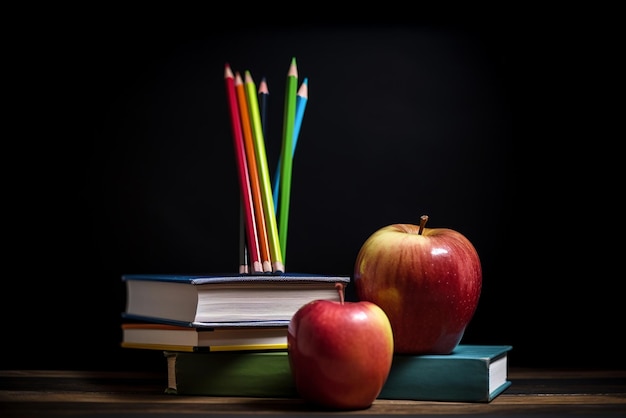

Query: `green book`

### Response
(164, 350, 298, 397)
(164, 345, 512, 402)
(378, 344, 513, 402)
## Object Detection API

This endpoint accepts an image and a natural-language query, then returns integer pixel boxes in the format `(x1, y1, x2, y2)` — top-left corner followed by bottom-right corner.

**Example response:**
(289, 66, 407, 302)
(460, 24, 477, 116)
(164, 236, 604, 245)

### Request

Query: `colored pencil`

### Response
(223, 63, 262, 274)
(273, 77, 308, 207)
(244, 70, 284, 273)
(235, 71, 272, 273)
(278, 57, 298, 263)
(258, 77, 269, 139)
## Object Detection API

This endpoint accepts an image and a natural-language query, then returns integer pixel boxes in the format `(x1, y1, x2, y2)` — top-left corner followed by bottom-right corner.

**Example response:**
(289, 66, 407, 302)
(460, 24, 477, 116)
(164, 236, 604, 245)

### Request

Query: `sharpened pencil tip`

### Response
(297, 78, 308, 97)
(224, 63, 234, 78)
(287, 59, 298, 78)
(258, 77, 269, 94)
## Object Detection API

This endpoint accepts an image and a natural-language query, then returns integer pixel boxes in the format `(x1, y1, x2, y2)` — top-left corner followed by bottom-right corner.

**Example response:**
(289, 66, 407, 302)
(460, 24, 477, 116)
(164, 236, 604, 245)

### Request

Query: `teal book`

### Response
(378, 345, 513, 403)
(163, 345, 511, 402)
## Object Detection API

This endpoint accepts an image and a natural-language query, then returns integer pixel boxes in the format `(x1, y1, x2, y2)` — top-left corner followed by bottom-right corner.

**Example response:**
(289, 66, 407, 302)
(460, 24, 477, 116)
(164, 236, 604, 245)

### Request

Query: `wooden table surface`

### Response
(1, 368, 625, 417)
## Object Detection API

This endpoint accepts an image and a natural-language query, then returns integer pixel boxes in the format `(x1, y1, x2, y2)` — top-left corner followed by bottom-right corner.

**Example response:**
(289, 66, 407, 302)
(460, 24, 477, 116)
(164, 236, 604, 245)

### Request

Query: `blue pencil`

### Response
(273, 77, 308, 208)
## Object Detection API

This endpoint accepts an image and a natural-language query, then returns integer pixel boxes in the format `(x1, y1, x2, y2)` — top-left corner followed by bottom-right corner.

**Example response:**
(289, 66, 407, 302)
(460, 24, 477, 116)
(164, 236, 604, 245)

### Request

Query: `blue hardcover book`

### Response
(122, 273, 350, 326)
(378, 345, 513, 402)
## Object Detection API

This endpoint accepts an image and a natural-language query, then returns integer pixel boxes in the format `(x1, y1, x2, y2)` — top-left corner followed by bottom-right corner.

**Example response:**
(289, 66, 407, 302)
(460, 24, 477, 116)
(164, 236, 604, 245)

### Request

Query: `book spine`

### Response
(166, 352, 177, 393)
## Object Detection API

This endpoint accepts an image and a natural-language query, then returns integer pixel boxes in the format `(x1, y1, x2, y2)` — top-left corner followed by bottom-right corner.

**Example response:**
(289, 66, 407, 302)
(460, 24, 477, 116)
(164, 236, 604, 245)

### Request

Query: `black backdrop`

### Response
(4, 10, 622, 371)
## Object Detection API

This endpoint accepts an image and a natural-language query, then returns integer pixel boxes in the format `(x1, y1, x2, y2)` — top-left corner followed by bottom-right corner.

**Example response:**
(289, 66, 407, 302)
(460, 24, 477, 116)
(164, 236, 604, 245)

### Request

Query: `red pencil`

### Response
(235, 71, 272, 273)
(224, 63, 262, 274)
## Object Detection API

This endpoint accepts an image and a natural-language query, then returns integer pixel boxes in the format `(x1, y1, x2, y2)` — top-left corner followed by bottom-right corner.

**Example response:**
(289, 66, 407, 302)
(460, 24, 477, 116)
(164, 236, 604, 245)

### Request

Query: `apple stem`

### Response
(335, 283, 345, 305)
(418, 215, 429, 235)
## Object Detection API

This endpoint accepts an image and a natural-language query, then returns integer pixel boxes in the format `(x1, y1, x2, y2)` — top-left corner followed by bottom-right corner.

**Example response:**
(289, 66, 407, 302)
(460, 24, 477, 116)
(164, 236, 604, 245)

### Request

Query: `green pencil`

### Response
(278, 57, 298, 264)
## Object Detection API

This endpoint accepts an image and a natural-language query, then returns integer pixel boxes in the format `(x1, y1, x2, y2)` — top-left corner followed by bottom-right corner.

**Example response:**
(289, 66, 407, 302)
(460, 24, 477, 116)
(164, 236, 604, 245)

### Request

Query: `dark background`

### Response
(4, 8, 622, 372)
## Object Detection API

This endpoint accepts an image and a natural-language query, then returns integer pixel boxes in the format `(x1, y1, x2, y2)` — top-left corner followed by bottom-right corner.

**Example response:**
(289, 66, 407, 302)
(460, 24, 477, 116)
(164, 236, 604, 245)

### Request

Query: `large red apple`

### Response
(353, 215, 482, 354)
(287, 284, 394, 410)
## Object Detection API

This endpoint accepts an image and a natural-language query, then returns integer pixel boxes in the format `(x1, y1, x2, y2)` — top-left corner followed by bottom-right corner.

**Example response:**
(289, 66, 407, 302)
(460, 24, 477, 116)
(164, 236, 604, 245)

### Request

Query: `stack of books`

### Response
(121, 272, 350, 352)
(121, 272, 512, 403)
(120, 272, 351, 397)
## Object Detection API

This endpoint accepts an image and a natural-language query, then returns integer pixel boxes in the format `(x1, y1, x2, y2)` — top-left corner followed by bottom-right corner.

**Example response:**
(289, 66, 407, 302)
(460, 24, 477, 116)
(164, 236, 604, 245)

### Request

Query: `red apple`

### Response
(287, 284, 394, 410)
(353, 215, 482, 354)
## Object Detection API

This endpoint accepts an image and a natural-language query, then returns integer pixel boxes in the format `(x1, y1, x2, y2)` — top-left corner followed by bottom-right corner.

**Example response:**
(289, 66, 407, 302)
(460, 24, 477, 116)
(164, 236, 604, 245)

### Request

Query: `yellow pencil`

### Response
(244, 70, 284, 273)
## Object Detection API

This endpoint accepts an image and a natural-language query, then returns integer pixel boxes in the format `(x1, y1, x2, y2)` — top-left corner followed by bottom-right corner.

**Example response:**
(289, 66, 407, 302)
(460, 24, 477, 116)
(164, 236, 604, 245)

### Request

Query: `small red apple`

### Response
(354, 215, 482, 354)
(287, 284, 394, 410)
